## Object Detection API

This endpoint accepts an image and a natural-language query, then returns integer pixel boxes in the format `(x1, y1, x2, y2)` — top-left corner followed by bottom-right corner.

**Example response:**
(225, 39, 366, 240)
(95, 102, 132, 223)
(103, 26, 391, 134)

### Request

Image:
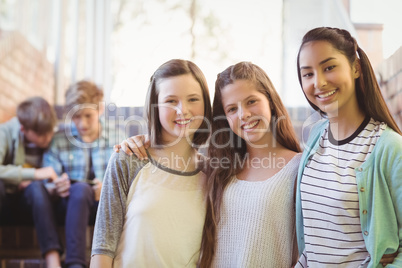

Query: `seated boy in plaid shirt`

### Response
(42, 80, 121, 268)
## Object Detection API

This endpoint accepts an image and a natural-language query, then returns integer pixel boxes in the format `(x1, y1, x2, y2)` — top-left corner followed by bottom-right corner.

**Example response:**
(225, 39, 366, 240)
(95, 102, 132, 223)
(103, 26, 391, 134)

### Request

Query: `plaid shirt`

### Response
(43, 119, 124, 182)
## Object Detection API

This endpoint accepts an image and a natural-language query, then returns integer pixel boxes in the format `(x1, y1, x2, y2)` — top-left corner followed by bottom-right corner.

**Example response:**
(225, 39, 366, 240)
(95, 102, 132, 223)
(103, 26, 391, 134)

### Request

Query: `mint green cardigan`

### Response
(295, 119, 402, 268)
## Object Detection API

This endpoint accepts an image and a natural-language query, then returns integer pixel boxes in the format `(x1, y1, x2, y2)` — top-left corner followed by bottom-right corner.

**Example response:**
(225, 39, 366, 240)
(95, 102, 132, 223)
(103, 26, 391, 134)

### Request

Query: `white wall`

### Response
(281, 0, 357, 107)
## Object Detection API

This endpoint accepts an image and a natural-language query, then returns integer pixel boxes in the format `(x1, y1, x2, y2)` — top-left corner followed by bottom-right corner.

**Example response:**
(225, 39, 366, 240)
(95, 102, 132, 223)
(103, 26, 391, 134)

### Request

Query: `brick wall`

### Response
(378, 46, 402, 129)
(0, 31, 55, 123)
(354, 23, 384, 70)
(0, 226, 94, 267)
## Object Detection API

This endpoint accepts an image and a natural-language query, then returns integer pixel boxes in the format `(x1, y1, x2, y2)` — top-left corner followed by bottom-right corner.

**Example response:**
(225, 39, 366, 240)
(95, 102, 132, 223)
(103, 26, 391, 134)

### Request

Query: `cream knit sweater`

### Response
(212, 154, 301, 268)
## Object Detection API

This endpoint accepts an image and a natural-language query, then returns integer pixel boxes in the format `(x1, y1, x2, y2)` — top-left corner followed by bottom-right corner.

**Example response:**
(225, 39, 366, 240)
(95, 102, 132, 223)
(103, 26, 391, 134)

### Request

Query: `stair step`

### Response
(0, 226, 94, 264)
(0, 259, 46, 268)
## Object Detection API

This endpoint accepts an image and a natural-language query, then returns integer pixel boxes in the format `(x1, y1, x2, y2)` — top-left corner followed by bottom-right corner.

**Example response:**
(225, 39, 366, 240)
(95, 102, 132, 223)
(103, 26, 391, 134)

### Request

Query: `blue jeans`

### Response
(23, 181, 62, 256)
(24, 181, 98, 267)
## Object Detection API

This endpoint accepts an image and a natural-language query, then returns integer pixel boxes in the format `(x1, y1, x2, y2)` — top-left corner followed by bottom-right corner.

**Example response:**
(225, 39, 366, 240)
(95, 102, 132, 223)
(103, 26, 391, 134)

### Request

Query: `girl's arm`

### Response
(91, 152, 131, 262)
(90, 254, 113, 268)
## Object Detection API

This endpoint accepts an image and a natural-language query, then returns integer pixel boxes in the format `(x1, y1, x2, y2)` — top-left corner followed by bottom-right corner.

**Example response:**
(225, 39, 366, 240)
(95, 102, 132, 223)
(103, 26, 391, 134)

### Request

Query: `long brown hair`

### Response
(296, 27, 401, 135)
(144, 59, 212, 147)
(198, 62, 301, 267)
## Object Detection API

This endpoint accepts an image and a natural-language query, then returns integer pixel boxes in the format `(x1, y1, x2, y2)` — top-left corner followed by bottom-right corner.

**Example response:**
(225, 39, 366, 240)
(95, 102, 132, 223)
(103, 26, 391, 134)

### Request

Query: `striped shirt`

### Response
(297, 117, 386, 267)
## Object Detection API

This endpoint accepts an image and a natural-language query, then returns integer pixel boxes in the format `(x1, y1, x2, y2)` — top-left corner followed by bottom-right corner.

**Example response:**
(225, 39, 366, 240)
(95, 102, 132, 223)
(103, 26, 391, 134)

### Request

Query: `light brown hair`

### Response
(65, 80, 104, 114)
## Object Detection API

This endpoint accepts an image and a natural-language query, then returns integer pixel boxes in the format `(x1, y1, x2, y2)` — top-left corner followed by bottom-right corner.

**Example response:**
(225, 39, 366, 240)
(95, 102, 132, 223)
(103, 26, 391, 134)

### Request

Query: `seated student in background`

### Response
(0, 96, 59, 267)
(42, 80, 121, 268)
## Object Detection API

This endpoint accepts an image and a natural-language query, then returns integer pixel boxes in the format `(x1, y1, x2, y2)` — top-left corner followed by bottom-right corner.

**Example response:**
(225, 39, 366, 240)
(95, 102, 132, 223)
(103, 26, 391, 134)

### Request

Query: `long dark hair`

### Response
(144, 59, 213, 147)
(198, 62, 301, 267)
(296, 27, 401, 134)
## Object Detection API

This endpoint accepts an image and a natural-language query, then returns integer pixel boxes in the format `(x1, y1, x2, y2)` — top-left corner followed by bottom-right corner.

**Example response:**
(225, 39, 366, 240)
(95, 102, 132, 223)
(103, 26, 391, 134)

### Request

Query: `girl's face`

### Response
(221, 79, 272, 147)
(299, 40, 360, 118)
(157, 74, 205, 144)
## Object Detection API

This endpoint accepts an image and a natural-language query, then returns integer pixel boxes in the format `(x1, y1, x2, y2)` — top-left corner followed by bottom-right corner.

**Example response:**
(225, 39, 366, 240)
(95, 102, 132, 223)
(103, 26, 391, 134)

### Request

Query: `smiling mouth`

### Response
(175, 119, 192, 125)
(242, 120, 259, 130)
(317, 89, 336, 98)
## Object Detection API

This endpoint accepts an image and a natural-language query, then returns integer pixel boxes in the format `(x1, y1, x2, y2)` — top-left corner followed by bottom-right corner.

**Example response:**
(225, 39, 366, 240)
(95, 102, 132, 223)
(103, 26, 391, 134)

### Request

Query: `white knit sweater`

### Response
(212, 154, 301, 268)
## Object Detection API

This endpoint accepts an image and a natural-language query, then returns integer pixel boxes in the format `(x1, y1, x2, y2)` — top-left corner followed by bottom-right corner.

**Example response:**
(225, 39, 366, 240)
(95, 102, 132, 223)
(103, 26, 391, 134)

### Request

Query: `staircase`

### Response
(0, 225, 94, 268)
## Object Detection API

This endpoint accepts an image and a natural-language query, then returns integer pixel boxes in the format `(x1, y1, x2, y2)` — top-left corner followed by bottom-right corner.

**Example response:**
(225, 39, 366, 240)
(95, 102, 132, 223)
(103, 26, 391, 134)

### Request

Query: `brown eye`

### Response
(227, 107, 237, 113)
(325, 65, 335, 71)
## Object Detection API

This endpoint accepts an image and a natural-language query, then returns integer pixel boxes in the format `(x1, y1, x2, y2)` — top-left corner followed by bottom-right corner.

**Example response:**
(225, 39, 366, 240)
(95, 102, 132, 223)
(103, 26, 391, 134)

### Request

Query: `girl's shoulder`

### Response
(286, 151, 302, 168)
(362, 127, 402, 174)
(300, 118, 329, 146)
(146, 147, 204, 176)
(309, 118, 329, 136)
(273, 150, 302, 173)
(377, 127, 402, 151)
(110, 150, 150, 173)
(278, 150, 301, 163)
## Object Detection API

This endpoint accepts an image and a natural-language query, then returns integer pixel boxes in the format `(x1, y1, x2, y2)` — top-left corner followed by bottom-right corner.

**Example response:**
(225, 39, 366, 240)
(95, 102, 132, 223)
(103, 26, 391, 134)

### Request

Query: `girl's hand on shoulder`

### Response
(380, 250, 398, 266)
(114, 134, 149, 160)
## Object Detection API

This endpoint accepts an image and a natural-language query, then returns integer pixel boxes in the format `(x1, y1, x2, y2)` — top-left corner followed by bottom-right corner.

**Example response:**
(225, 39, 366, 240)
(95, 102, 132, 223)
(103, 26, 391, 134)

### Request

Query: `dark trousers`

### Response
(23, 181, 98, 267)
(0, 180, 5, 214)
